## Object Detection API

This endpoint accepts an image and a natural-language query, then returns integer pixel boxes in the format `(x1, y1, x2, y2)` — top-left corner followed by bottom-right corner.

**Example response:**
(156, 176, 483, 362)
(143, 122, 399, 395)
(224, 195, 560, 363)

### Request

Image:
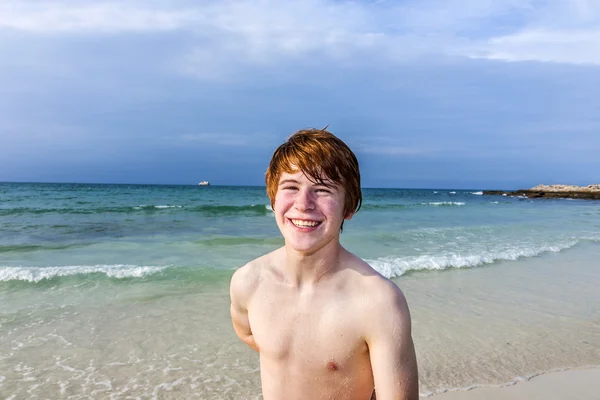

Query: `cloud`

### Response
(461, 0, 600, 65)
(469, 28, 600, 64)
(2, 0, 599, 74)
(0, 2, 199, 33)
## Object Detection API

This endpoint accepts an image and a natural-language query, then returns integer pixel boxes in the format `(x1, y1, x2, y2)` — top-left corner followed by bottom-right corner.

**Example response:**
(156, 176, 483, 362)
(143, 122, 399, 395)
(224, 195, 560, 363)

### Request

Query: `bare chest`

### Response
(248, 286, 367, 372)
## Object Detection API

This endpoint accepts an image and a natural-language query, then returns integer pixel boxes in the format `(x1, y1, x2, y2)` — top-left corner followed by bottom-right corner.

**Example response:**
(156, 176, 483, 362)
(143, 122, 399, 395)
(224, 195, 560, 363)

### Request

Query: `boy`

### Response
(230, 128, 418, 400)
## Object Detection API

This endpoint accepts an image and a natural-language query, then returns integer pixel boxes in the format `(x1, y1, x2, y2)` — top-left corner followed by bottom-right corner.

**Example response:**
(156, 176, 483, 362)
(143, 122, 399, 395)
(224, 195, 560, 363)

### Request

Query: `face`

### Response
(273, 170, 352, 255)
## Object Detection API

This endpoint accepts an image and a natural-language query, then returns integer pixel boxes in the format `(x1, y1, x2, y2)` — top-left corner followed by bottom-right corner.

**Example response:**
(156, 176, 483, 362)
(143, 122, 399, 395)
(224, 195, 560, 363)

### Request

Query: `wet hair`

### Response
(265, 128, 362, 230)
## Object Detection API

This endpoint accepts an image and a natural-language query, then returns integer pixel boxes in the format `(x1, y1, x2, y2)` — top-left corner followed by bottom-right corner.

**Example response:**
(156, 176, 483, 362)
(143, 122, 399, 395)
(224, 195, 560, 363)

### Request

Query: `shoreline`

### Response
(425, 367, 600, 399)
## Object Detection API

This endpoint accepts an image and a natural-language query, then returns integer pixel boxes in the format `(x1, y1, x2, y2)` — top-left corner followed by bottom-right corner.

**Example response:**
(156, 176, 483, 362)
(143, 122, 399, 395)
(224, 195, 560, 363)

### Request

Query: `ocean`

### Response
(1, 182, 599, 398)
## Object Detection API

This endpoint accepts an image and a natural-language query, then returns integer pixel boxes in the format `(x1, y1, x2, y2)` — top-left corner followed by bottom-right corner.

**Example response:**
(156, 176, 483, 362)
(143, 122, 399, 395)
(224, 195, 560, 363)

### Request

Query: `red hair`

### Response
(266, 128, 362, 228)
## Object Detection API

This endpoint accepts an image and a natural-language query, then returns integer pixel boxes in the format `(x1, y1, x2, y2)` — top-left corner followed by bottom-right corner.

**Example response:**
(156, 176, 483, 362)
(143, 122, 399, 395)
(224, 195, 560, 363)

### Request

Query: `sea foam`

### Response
(368, 241, 578, 278)
(0, 264, 169, 283)
(134, 205, 183, 210)
(421, 202, 466, 206)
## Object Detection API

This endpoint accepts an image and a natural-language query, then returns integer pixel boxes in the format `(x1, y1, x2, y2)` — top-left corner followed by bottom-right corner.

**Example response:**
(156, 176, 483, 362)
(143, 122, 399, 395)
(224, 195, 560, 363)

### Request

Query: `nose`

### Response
(294, 188, 315, 211)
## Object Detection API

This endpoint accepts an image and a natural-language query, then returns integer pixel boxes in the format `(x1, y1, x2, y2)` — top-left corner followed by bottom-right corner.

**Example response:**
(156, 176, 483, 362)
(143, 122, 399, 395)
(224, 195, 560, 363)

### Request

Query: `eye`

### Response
(282, 186, 298, 191)
(315, 188, 331, 193)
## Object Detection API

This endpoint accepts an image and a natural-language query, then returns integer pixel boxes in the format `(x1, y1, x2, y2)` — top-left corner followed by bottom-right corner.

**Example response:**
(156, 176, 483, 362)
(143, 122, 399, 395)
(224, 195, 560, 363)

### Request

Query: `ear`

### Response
(344, 212, 354, 221)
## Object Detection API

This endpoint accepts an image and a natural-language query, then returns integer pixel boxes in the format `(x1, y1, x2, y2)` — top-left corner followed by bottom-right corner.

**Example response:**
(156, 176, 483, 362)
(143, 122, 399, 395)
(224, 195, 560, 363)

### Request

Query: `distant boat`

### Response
(198, 181, 210, 186)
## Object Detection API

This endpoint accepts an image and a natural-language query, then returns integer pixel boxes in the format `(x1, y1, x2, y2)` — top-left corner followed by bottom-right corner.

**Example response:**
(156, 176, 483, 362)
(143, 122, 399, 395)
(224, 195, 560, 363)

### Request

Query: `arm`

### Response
(230, 266, 260, 352)
(366, 281, 418, 400)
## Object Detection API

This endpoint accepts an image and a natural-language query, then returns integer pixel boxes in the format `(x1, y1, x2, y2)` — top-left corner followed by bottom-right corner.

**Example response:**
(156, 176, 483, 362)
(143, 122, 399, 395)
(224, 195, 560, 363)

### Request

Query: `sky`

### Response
(0, 0, 599, 189)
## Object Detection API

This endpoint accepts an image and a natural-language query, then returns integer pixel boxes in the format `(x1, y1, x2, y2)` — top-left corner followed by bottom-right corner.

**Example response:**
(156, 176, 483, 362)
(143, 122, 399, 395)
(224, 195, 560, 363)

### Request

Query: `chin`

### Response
(284, 239, 316, 252)
(284, 235, 337, 254)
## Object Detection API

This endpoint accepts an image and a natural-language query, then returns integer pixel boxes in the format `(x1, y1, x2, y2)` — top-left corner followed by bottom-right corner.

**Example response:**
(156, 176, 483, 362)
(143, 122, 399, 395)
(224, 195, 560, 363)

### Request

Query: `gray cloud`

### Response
(1, 0, 599, 73)
(1, 1, 599, 187)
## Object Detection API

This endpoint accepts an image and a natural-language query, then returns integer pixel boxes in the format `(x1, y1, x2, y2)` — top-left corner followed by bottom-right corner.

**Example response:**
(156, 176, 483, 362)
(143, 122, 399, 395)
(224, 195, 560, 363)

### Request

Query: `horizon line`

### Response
(0, 180, 528, 191)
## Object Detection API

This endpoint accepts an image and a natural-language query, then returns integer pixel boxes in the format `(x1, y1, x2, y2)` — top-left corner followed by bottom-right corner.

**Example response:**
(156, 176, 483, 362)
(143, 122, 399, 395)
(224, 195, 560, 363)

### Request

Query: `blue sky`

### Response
(0, 0, 599, 189)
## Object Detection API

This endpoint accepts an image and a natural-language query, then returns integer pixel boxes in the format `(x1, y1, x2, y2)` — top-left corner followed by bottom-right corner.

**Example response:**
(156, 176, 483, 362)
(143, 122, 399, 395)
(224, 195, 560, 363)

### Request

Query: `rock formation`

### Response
(483, 184, 600, 200)
(530, 184, 600, 192)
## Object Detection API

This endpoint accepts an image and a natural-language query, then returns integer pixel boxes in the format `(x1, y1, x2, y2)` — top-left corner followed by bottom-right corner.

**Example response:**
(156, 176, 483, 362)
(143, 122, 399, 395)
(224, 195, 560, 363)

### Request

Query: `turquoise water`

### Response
(1, 182, 599, 281)
(1, 182, 599, 398)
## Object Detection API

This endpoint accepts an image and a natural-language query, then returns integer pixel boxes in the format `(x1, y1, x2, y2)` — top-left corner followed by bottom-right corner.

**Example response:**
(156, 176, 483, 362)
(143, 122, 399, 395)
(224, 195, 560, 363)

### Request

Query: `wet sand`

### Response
(427, 368, 600, 400)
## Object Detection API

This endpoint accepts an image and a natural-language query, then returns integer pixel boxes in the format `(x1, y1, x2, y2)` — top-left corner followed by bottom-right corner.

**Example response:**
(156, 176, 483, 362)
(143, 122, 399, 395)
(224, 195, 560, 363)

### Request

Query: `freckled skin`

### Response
(230, 172, 419, 400)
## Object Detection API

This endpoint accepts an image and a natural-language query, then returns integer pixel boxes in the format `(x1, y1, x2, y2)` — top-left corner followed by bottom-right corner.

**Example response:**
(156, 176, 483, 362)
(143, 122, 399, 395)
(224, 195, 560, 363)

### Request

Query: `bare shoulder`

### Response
(341, 251, 411, 324)
(230, 255, 263, 301)
(346, 259, 418, 398)
(230, 248, 282, 304)
(370, 277, 409, 320)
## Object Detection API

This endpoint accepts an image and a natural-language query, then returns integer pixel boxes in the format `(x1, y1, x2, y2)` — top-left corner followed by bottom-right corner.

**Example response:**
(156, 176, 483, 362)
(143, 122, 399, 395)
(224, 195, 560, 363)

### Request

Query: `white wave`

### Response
(265, 204, 275, 217)
(0, 264, 169, 283)
(433, 191, 438, 194)
(367, 242, 578, 278)
(449, 191, 456, 194)
(472, 191, 483, 195)
(490, 201, 499, 204)
(133, 205, 182, 210)
(422, 202, 465, 206)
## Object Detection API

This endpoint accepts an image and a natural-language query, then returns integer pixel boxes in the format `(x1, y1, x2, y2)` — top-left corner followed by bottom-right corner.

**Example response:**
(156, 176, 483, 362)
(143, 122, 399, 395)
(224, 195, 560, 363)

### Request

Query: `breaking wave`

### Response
(368, 241, 579, 278)
(0, 264, 169, 283)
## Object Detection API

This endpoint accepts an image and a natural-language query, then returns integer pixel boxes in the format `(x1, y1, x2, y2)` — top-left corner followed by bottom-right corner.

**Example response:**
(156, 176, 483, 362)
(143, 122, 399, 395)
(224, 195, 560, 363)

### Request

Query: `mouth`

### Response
(289, 218, 322, 229)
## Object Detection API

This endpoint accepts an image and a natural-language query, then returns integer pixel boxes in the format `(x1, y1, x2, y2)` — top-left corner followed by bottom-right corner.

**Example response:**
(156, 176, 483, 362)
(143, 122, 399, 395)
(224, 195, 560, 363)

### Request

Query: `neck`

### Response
(282, 239, 344, 289)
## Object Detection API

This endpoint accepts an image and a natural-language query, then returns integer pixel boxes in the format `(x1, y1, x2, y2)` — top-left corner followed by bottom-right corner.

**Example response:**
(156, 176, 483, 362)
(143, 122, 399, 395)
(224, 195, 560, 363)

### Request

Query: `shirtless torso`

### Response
(231, 157, 418, 400)
(230, 246, 418, 400)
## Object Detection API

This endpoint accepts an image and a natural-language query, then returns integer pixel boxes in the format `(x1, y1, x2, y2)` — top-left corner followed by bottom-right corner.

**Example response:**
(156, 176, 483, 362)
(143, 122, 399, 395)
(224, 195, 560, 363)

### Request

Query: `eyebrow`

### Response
(278, 179, 300, 186)
(278, 179, 337, 188)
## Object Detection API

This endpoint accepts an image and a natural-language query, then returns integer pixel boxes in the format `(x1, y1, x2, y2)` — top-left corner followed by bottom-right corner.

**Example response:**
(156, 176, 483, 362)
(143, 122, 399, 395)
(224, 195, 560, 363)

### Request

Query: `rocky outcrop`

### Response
(483, 184, 600, 200)
(530, 184, 600, 192)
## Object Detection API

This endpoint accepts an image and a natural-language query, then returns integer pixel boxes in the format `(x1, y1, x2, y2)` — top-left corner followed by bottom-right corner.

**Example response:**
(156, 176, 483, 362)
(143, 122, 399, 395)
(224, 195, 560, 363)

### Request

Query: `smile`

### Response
(290, 219, 322, 228)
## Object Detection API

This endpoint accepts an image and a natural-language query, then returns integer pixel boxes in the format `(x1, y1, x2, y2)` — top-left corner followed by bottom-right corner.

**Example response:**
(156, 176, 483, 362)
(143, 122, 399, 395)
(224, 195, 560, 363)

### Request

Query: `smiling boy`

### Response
(230, 128, 418, 400)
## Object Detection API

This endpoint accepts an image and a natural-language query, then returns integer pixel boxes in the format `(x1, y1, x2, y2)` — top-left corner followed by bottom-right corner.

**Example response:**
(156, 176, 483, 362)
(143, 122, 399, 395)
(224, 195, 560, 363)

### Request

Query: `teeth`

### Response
(291, 219, 320, 227)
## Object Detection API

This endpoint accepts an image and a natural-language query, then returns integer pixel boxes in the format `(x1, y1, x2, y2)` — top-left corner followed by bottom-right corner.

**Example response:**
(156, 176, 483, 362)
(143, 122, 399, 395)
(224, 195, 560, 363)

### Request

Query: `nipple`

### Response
(327, 361, 339, 371)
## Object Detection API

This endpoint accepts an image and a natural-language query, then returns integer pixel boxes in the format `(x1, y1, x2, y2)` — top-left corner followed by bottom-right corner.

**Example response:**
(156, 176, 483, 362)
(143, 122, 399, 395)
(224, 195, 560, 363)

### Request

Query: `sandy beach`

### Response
(428, 368, 600, 400)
